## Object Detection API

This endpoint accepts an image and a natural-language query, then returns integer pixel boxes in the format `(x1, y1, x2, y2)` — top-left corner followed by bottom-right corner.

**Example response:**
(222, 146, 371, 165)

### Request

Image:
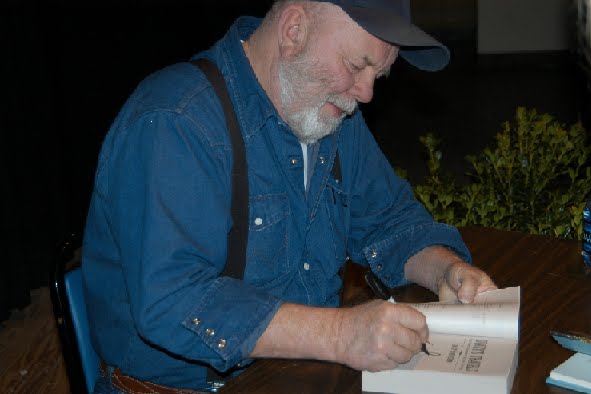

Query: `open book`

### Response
(362, 286, 520, 394)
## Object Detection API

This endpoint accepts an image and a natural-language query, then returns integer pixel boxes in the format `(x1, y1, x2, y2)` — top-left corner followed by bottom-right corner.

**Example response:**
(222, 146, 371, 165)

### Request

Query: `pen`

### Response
(364, 269, 430, 356)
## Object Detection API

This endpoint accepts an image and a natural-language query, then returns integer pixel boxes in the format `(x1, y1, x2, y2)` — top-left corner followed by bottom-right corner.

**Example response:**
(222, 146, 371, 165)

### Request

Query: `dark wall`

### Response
(1, 2, 273, 321)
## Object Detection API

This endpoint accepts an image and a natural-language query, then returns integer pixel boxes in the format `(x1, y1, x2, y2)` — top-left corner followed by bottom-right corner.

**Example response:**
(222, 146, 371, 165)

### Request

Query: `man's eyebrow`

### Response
(362, 55, 391, 78)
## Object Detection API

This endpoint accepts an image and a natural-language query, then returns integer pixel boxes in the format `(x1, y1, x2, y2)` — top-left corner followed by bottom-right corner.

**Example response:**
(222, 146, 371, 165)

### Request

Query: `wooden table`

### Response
(221, 226, 591, 393)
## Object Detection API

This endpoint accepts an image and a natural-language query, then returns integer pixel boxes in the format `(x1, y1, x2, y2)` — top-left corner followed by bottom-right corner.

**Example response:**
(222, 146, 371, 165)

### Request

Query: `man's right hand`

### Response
(335, 300, 428, 372)
(249, 301, 427, 372)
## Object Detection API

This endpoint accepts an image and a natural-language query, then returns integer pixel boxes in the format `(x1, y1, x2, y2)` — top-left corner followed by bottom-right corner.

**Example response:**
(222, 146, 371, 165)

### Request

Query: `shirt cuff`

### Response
(181, 277, 284, 372)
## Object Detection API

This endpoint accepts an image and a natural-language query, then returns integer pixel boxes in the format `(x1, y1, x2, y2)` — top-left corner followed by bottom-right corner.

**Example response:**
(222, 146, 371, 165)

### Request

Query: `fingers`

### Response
(459, 272, 496, 303)
(447, 263, 497, 303)
(362, 340, 417, 373)
(438, 284, 458, 302)
(371, 305, 425, 366)
(476, 279, 498, 293)
(384, 305, 428, 352)
(337, 301, 428, 372)
(389, 303, 428, 337)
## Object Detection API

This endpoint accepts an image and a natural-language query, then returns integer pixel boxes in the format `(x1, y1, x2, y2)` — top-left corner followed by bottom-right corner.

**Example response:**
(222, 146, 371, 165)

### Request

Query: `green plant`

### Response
(412, 107, 591, 239)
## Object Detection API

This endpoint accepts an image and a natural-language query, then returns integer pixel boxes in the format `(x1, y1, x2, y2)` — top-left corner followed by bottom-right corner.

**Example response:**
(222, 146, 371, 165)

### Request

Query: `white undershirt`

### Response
(300, 142, 308, 189)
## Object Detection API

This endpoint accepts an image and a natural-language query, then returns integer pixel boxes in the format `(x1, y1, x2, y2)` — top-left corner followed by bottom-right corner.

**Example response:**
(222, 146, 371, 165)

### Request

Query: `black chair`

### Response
(50, 232, 100, 394)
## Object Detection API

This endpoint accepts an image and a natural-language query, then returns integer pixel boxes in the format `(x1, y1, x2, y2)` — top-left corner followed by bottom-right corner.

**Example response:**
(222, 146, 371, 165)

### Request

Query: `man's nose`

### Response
(350, 72, 375, 103)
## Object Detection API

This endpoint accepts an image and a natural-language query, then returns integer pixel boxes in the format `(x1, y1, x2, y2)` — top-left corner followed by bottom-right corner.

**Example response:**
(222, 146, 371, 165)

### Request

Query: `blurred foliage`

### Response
(409, 107, 591, 239)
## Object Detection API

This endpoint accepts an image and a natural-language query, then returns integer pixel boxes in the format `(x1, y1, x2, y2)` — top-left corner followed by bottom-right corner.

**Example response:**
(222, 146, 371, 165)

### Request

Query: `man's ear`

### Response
(277, 5, 309, 58)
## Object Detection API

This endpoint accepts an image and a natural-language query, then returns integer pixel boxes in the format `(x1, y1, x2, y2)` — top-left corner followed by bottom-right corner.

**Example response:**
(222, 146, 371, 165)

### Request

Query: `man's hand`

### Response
(438, 261, 497, 303)
(250, 301, 428, 373)
(405, 245, 497, 304)
(335, 300, 428, 372)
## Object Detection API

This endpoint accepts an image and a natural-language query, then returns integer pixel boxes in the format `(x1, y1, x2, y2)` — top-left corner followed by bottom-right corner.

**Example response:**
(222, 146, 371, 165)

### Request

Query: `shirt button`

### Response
(303, 262, 310, 271)
(370, 250, 378, 259)
(290, 158, 298, 165)
(376, 264, 383, 271)
(192, 318, 201, 326)
(206, 328, 215, 336)
(254, 217, 263, 226)
(218, 339, 227, 349)
(319, 156, 326, 164)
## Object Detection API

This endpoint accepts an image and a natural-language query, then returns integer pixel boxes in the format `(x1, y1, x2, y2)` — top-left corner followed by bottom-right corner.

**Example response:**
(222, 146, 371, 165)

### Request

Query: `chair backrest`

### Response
(65, 267, 100, 391)
(50, 233, 100, 394)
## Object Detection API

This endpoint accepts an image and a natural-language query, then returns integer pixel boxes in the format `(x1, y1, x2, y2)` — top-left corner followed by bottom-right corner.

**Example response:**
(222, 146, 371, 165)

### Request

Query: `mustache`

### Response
(327, 94, 358, 115)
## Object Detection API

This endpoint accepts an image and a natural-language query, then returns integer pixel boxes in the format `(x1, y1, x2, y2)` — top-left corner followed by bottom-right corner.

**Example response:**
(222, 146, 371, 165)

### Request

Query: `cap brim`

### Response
(341, 5, 450, 71)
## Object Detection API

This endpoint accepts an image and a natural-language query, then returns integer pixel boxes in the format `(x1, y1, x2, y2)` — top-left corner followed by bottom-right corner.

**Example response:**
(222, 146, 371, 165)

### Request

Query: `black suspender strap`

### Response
(190, 58, 249, 281)
(190, 58, 249, 389)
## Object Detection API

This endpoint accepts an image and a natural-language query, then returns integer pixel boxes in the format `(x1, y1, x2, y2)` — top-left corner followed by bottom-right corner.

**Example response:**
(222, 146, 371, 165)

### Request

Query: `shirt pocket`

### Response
(245, 193, 290, 289)
(324, 178, 350, 263)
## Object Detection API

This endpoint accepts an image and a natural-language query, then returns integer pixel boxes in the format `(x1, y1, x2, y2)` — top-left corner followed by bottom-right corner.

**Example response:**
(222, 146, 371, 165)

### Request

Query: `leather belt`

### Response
(100, 361, 206, 394)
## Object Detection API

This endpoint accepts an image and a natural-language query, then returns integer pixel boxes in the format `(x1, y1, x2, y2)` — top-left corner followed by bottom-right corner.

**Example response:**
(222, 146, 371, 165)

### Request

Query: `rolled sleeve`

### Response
(363, 222, 472, 288)
(343, 114, 472, 289)
(182, 277, 283, 371)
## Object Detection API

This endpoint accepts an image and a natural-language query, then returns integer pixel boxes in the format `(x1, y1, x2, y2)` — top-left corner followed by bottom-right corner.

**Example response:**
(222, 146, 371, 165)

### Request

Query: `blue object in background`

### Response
(583, 198, 591, 268)
(551, 330, 591, 356)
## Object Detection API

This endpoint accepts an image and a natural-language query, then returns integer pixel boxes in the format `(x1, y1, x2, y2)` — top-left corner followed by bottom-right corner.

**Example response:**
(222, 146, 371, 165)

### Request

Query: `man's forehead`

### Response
(345, 33, 399, 68)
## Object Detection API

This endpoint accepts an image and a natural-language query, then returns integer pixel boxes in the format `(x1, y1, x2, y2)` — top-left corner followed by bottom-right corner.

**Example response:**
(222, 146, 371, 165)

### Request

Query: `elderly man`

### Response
(83, 1, 496, 393)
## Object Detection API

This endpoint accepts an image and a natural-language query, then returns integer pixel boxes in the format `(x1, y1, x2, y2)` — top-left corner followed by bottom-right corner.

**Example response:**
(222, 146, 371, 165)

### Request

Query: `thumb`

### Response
(438, 282, 458, 302)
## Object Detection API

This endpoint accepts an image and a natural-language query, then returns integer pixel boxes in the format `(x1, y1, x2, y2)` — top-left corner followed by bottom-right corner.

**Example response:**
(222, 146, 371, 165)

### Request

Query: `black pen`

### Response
(364, 269, 430, 355)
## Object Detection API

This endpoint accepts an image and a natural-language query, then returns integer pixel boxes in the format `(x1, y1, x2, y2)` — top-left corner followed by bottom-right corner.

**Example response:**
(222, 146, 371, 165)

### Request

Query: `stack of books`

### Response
(546, 330, 591, 394)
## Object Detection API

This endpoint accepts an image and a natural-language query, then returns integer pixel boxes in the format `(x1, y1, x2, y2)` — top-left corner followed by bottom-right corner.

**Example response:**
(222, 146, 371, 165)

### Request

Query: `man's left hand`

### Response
(437, 261, 497, 303)
(405, 245, 497, 304)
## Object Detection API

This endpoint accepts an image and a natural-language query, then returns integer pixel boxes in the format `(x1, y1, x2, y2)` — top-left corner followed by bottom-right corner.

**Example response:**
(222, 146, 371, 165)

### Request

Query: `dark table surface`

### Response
(221, 226, 591, 393)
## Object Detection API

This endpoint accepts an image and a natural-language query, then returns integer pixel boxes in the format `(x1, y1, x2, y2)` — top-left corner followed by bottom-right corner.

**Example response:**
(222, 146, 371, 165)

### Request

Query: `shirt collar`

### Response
(216, 16, 279, 141)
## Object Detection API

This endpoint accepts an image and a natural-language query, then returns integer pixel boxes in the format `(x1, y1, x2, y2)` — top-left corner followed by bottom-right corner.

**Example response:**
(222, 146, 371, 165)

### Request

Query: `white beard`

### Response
(278, 54, 357, 144)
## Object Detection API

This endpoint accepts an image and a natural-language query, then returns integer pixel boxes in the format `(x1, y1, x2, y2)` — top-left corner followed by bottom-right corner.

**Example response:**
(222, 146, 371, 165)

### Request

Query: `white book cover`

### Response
(363, 286, 520, 394)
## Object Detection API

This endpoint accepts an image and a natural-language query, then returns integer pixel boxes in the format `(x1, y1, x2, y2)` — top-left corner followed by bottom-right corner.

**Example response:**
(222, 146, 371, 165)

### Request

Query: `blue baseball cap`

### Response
(316, 0, 450, 71)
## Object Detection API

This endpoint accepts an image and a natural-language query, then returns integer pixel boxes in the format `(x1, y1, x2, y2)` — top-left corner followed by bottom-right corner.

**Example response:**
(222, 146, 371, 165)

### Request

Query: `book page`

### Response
(397, 334, 518, 375)
(405, 287, 520, 340)
(363, 335, 519, 394)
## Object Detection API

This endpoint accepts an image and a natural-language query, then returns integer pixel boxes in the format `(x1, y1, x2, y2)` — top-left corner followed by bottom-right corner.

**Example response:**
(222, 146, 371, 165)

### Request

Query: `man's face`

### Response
(278, 45, 358, 144)
(278, 9, 399, 144)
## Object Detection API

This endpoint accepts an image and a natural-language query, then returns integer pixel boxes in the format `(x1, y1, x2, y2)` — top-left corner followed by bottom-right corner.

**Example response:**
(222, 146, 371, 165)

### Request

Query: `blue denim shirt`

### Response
(82, 16, 471, 391)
